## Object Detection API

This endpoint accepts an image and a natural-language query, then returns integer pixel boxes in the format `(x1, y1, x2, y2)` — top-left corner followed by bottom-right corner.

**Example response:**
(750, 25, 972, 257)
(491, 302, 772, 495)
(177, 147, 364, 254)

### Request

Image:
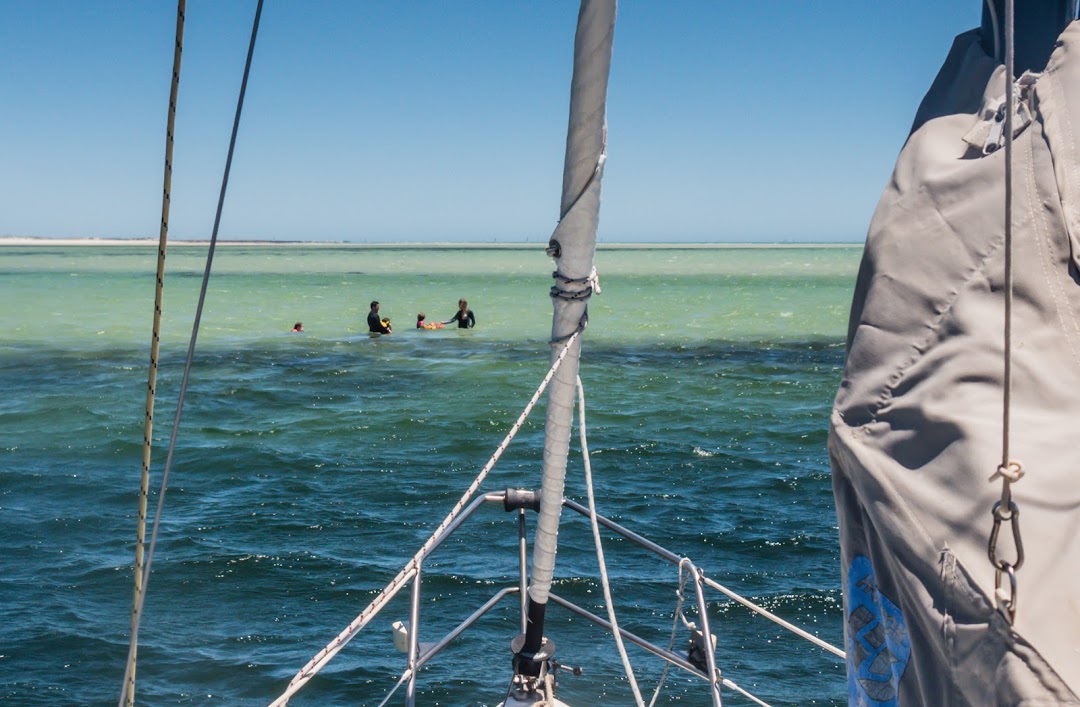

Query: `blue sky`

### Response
(1, 1, 982, 243)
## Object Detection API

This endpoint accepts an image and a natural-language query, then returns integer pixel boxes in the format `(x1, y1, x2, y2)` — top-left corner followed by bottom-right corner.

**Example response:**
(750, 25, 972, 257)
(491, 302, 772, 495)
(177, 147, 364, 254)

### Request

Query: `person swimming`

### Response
(417, 312, 444, 330)
(367, 301, 392, 334)
(442, 298, 475, 328)
(291, 322, 304, 332)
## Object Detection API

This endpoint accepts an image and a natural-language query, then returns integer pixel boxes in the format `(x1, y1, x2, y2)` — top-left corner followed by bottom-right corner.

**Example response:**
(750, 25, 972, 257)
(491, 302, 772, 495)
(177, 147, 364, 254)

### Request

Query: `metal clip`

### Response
(988, 500, 1024, 571)
(979, 74, 1039, 156)
(994, 562, 1019, 624)
(988, 500, 1024, 624)
(983, 104, 1007, 155)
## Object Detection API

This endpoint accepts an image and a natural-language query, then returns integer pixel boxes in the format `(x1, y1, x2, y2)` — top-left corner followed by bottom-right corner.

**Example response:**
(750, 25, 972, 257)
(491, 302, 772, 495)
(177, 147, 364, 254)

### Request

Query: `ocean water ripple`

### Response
(0, 246, 857, 705)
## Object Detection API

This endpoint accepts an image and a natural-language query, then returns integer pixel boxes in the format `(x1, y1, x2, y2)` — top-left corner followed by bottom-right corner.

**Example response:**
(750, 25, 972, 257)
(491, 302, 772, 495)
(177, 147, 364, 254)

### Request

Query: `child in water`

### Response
(417, 312, 443, 330)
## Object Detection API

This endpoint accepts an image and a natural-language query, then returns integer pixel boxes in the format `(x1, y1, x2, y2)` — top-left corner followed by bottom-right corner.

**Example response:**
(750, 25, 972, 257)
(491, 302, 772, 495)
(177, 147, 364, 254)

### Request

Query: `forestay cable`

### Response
(269, 331, 582, 707)
(119, 2, 264, 704)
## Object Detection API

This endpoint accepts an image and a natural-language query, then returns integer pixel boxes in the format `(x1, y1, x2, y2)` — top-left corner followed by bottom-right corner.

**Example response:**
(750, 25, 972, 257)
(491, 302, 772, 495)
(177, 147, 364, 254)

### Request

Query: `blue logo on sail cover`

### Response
(846, 555, 910, 706)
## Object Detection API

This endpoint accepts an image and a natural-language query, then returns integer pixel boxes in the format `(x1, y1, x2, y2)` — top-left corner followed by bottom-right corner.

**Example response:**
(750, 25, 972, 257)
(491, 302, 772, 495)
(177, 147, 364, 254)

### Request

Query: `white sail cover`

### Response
(831, 23, 1080, 706)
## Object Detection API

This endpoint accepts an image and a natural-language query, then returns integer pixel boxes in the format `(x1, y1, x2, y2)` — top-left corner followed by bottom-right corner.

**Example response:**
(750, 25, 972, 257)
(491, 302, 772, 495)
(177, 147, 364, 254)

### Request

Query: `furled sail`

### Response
(831, 22, 1080, 705)
(514, 0, 615, 681)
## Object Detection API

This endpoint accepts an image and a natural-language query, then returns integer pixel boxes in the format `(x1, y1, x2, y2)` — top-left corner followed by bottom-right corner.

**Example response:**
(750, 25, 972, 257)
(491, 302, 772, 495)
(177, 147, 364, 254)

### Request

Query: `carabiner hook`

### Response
(994, 562, 1018, 624)
(988, 500, 1024, 572)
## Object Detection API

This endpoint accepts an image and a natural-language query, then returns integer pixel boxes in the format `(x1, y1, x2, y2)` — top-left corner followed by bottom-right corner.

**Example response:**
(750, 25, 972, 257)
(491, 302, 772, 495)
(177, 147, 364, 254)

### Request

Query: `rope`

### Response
(125, 3, 185, 705)
(551, 267, 601, 294)
(118, 2, 263, 704)
(648, 562, 693, 707)
(580, 382, 786, 705)
(268, 331, 582, 707)
(576, 376, 646, 707)
(990, 460, 1025, 483)
(656, 560, 778, 706)
(1002, 0, 1015, 491)
(987, 0, 1025, 627)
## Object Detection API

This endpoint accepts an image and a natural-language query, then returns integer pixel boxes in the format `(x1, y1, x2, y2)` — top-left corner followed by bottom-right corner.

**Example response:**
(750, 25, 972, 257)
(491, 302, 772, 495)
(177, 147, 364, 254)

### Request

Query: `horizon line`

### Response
(0, 236, 864, 249)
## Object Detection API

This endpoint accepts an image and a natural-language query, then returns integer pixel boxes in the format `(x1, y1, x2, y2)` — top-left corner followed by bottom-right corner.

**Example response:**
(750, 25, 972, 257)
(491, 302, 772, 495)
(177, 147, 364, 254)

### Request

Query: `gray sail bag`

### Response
(831, 22, 1080, 706)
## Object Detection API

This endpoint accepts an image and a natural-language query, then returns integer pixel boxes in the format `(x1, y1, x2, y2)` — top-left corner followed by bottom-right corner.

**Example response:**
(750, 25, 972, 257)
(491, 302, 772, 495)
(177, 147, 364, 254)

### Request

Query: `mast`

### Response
(512, 0, 617, 686)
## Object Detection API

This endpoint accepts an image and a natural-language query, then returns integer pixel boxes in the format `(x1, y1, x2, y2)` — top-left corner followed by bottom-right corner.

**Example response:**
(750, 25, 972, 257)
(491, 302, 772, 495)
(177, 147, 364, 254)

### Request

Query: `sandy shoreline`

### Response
(0, 237, 859, 249)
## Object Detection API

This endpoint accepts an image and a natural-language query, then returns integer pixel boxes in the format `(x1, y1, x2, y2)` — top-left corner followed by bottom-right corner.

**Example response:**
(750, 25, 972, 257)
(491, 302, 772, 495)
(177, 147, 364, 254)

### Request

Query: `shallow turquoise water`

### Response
(0, 244, 859, 705)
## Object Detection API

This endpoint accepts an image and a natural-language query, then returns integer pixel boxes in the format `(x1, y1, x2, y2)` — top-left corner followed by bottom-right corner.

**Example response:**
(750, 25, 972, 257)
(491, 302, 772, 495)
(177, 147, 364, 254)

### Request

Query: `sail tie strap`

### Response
(551, 266, 602, 301)
(269, 331, 582, 707)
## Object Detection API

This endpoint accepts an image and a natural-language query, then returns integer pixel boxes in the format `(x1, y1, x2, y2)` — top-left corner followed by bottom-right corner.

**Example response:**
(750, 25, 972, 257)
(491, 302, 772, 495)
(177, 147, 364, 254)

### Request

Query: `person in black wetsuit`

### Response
(367, 301, 392, 334)
(442, 298, 476, 329)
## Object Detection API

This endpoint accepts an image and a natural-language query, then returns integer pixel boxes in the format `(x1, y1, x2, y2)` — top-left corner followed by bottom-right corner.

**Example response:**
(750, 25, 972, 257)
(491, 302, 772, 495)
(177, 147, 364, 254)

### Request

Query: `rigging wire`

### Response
(118, 1, 264, 704)
(126, 2, 185, 705)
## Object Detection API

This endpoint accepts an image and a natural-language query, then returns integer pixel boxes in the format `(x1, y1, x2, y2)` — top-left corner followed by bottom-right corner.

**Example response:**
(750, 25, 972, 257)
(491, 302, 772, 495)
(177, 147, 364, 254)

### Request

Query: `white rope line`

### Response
(576, 375, 646, 707)
(579, 379, 779, 706)
(700, 576, 845, 659)
(268, 331, 582, 707)
(661, 560, 774, 706)
(544, 671, 556, 703)
(648, 561, 692, 707)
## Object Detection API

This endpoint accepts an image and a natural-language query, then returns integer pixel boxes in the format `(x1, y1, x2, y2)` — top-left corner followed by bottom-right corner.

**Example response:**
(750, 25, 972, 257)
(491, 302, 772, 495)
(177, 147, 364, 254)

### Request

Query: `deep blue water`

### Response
(0, 246, 854, 705)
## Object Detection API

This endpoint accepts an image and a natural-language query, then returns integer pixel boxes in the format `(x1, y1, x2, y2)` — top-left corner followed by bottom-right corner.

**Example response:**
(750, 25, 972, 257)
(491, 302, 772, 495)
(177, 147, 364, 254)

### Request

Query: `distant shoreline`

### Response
(0, 237, 861, 249)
